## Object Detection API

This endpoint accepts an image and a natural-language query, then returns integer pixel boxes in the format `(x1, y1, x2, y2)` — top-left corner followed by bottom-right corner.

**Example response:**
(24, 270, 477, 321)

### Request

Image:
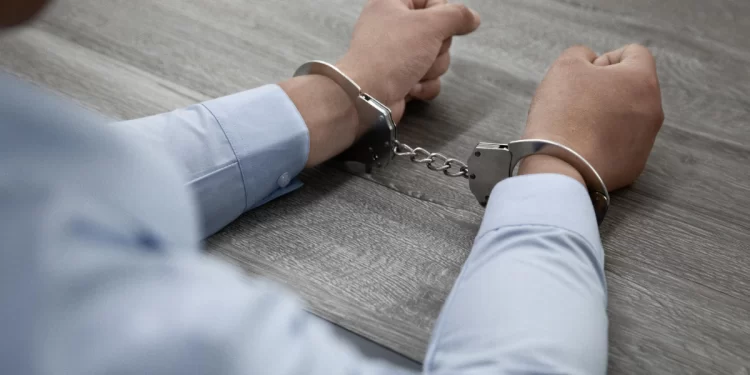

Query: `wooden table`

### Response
(3, 0, 750, 372)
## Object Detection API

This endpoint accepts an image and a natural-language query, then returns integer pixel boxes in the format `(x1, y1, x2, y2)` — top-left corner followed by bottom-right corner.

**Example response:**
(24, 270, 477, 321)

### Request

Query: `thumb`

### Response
(425, 3, 481, 38)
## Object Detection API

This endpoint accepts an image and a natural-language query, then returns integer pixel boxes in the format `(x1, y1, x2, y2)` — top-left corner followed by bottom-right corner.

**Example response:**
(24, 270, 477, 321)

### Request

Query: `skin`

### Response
(519, 44, 664, 188)
(279, 0, 665, 184)
(2, 0, 664, 190)
(279, 0, 481, 166)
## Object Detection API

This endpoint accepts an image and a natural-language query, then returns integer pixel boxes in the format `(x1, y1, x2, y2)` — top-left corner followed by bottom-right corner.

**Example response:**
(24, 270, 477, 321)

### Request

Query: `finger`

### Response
(593, 46, 626, 66)
(595, 44, 655, 70)
(399, 0, 413, 9)
(423, 52, 451, 80)
(559, 45, 598, 63)
(412, 0, 447, 9)
(593, 53, 613, 66)
(438, 37, 453, 55)
(617, 44, 656, 70)
(409, 79, 442, 101)
(425, 3, 481, 37)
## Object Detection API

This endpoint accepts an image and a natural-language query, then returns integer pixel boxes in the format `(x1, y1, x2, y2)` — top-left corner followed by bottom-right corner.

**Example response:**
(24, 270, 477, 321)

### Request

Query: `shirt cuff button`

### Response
(277, 172, 290, 188)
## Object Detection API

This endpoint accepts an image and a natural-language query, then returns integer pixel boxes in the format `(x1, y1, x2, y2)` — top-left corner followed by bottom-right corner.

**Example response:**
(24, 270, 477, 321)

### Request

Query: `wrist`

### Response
(279, 74, 358, 167)
(336, 54, 393, 108)
(518, 154, 585, 186)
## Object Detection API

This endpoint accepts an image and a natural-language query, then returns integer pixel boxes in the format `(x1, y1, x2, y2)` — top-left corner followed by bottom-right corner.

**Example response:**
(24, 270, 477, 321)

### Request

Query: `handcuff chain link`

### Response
(393, 140, 470, 178)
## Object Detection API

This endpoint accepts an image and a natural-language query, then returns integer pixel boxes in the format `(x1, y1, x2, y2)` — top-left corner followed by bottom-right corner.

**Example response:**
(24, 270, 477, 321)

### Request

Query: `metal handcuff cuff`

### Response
(294, 61, 610, 224)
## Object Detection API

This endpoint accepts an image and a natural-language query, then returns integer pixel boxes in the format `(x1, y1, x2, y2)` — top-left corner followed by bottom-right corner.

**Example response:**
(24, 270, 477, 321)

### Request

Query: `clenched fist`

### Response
(337, 0, 481, 123)
(520, 44, 665, 191)
(282, 0, 480, 167)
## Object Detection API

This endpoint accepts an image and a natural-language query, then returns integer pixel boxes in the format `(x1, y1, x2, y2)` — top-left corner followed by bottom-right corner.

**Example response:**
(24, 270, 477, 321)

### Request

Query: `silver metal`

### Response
(294, 61, 396, 171)
(467, 139, 610, 224)
(293, 62, 609, 223)
(467, 143, 512, 206)
(393, 141, 470, 178)
(294, 61, 361, 99)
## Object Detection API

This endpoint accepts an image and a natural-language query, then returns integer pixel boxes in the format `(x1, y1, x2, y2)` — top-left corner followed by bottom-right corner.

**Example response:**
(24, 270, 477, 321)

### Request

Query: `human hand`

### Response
(280, 0, 479, 167)
(519, 44, 665, 191)
(337, 0, 481, 124)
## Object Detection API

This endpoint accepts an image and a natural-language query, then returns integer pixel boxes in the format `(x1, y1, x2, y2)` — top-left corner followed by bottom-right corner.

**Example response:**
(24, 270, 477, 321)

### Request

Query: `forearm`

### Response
(425, 174, 608, 374)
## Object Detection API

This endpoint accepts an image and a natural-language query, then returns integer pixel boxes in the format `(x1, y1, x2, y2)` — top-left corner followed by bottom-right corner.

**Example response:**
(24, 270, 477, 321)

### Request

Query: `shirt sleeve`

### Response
(6, 72, 607, 375)
(41, 242, 416, 375)
(424, 174, 609, 375)
(0, 74, 413, 375)
(117, 84, 310, 237)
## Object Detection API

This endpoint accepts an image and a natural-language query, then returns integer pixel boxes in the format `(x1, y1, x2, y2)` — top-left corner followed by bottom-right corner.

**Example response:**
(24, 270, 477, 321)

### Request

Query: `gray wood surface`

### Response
(2, 0, 749, 372)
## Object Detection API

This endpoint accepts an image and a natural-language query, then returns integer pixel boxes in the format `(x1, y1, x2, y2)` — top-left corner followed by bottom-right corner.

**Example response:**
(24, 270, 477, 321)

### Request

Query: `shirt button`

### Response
(277, 172, 290, 188)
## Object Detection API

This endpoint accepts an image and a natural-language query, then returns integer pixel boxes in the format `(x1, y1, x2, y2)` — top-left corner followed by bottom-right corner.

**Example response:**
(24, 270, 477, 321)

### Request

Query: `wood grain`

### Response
(2, 0, 750, 372)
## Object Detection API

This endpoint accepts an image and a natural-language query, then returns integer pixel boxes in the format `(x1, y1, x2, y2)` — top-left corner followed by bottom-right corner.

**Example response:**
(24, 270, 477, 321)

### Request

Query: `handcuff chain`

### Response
(393, 140, 470, 178)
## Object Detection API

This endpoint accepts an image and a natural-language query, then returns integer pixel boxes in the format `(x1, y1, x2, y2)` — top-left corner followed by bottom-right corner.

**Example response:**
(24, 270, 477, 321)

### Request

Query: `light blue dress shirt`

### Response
(0, 73, 607, 375)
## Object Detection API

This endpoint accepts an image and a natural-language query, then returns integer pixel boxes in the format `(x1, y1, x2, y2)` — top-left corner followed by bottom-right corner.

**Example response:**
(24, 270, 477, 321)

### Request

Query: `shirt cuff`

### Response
(478, 173, 602, 260)
(202, 84, 310, 212)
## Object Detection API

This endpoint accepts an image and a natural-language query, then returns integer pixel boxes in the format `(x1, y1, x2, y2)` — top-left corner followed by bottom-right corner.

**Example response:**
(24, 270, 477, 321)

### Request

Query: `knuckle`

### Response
(451, 3, 471, 17)
(627, 43, 652, 56)
(644, 74, 660, 91)
(566, 44, 594, 55)
(628, 43, 657, 63)
(553, 56, 583, 70)
(429, 87, 441, 100)
(556, 45, 596, 64)
(427, 54, 451, 78)
(634, 69, 660, 93)
(440, 53, 451, 70)
(444, 3, 473, 25)
(632, 74, 663, 122)
(639, 98, 664, 127)
(425, 81, 442, 100)
(655, 106, 665, 126)
(566, 44, 589, 52)
(440, 38, 453, 53)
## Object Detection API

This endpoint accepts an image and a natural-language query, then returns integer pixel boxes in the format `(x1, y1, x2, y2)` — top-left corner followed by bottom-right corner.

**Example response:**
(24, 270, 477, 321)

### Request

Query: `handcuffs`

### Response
(294, 61, 610, 225)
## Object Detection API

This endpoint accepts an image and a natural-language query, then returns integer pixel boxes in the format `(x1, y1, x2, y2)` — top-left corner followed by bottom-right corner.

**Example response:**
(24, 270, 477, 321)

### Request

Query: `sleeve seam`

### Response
(199, 103, 249, 211)
(475, 222, 599, 253)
